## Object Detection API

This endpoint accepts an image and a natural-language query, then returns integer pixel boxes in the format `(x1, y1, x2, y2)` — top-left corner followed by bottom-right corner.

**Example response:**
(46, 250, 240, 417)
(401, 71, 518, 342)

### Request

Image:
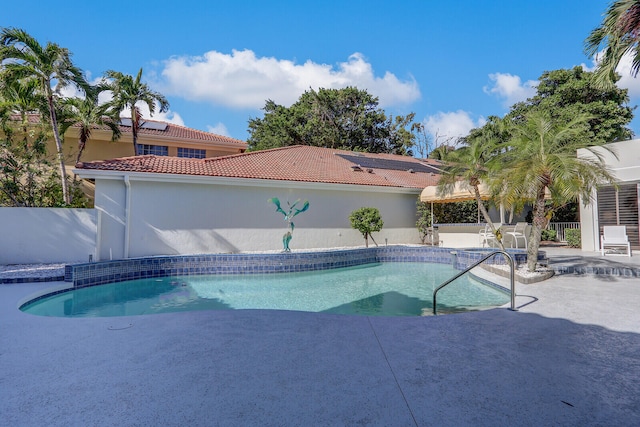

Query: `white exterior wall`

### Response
(91, 174, 423, 260)
(0, 208, 96, 263)
(578, 139, 640, 251)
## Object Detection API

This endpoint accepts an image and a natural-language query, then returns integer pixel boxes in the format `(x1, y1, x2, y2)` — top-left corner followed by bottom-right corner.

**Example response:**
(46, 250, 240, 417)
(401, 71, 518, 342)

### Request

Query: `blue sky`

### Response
(4, 0, 639, 145)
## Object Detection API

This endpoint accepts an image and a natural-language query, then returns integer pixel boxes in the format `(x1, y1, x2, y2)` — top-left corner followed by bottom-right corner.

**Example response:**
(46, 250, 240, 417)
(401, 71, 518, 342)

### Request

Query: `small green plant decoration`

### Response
(268, 198, 310, 252)
(350, 207, 384, 248)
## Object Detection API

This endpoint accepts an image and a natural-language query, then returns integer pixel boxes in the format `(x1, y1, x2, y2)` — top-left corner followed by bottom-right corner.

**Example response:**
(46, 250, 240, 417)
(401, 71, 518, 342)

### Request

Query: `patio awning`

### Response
(420, 182, 490, 203)
(420, 182, 551, 203)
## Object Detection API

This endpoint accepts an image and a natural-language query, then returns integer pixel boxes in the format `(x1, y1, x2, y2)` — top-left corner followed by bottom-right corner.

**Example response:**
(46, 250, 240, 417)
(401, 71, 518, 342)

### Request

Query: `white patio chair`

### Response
(479, 224, 500, 248)
(505, 222, 528, 249)
(600, 226, 631, 257)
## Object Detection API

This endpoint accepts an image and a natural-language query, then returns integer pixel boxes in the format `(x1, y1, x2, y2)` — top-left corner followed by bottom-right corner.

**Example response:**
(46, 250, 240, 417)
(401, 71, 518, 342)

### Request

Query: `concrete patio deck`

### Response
(1, 249, 639, 426)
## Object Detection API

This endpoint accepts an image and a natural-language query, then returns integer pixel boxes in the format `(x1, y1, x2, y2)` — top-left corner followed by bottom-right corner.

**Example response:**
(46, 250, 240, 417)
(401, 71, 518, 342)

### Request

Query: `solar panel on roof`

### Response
(336, 153, 442, 174)
(141, 121, 168, 131)
(118, 118, 168, 131)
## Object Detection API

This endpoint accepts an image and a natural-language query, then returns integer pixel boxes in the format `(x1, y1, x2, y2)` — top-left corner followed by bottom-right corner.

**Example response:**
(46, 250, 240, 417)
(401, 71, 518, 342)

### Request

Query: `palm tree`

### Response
(585, 0, 640, 88)
(59, 85, 121, 164)
(498, 110, 617, 272)
(104, 68, 169, 155)
(437, 121, 505, 250)
(0, 27, 89, 204)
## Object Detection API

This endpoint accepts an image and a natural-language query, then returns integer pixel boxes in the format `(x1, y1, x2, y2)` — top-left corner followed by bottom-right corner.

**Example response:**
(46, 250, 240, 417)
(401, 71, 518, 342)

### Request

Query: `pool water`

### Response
(21, 263, 509, 317)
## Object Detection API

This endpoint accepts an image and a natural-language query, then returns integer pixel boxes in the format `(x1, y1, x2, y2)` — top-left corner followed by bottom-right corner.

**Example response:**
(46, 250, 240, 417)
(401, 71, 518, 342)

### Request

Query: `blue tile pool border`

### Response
(64, 246, 536, 289)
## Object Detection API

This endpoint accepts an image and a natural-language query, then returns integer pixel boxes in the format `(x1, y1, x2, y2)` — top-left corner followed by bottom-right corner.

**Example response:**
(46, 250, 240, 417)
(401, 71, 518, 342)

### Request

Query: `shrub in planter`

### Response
(565, 228, 581, 248)
(541, 229, 557, 242)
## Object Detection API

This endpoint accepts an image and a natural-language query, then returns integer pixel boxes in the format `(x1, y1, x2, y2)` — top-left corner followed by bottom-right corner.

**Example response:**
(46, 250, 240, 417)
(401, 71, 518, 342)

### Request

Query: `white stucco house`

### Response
(579, 139, 640, 252)
(75, 146, 443, 261)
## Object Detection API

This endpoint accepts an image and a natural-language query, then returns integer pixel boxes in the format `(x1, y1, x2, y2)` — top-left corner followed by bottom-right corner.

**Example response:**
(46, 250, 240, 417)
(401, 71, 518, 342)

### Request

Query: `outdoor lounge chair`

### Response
(600, 225, 631, 257)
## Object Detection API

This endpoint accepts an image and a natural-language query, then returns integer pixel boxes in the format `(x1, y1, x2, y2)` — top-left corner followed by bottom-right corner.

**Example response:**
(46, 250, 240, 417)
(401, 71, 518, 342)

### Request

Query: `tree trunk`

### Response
(527, 187, 547, 272)
(132, 109, 139, 156)
(47, 95, 70, 204)
(474, 185, 504, 250)
(76, 137, 86, 164)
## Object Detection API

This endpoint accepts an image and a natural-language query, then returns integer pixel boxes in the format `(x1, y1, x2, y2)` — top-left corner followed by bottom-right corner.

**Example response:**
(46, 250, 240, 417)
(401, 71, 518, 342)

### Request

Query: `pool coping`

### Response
(63, 246, 534, 289)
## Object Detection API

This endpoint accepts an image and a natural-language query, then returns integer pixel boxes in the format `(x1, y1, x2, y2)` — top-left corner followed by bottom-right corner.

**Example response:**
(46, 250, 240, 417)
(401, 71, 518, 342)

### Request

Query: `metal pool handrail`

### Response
(432, 250, 516, 315)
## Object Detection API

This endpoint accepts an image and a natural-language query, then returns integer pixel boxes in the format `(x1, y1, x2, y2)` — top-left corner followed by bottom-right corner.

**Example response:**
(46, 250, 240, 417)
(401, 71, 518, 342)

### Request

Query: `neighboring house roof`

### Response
(76, 145, 443, 189)
(9, 113, 247, 148)
(114, 118, 246, 147)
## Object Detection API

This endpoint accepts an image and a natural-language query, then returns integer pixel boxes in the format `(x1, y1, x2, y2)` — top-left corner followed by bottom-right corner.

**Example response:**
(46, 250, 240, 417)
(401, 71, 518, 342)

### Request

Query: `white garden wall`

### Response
(0, 208, 96, 264)
(90, 174, 423, 260)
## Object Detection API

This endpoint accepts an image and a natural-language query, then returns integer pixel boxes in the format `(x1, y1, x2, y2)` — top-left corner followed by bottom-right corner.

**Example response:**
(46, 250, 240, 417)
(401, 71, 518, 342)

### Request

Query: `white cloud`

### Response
(159, 50, 420, 109)
(423, 110, 485, 145)
(483, 73, 537, 107)
(207, 122, 230, 136)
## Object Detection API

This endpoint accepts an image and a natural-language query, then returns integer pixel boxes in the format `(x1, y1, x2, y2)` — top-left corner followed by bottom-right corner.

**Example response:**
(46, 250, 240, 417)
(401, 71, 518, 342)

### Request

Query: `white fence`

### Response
(548, 222, 580, 242)
(0, 208, 96, 264)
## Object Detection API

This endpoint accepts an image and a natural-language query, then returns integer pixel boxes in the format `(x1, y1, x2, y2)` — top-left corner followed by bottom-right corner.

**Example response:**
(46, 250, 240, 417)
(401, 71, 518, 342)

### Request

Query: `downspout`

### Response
(124, 175, 131, 259)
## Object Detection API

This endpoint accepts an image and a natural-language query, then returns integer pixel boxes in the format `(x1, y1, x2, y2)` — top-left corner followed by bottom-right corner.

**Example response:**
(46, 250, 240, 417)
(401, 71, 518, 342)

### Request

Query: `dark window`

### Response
(177, 147, 206, 159)
(139, 144, 168, 156)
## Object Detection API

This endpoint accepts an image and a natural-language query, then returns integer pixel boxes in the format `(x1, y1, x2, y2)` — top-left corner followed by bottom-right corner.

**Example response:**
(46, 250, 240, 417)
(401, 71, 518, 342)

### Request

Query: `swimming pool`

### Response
(21, 262, 510, 317)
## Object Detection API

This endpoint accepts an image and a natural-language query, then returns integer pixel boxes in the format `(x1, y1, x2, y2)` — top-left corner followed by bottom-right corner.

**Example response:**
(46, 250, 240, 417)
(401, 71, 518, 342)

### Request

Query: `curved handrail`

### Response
(433, 250, 516, 315)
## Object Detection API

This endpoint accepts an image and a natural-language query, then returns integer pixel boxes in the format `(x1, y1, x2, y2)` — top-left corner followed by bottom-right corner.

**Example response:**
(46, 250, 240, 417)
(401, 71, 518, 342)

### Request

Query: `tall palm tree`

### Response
(585, 0, 640, 88)
(104, 68, 169, 155)
(499, 111, 617, 272)
(0, 27, 88, 204)
(437, 120, 505, 250)
(59, 85, 121, 164)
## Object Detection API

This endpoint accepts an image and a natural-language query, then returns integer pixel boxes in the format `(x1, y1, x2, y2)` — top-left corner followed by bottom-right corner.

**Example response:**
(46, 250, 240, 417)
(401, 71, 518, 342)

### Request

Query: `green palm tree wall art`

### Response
(0, 27, 89, 204)
(268, 198, 310, 251)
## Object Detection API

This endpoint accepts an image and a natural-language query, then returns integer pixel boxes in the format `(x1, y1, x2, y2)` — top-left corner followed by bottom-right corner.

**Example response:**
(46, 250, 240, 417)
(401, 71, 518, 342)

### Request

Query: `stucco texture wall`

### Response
(0, 208, 96, 263)
(94, 177, 422, 260)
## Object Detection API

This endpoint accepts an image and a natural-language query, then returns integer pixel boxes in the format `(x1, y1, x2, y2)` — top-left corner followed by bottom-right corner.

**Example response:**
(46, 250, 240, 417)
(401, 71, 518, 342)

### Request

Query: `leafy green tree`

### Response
(498, 111, 617, 272)
(104, 68, 169, 155)
(0, 79, 89, 207)
(506, 67, 633, 143)
(248, 87, 416, 154)
(0, 80, 50, 206)
(0, 27, 89, 204)
(585, 0, 640, 88)
(349, 207, 383, 247)
(59, 85, 121, 164)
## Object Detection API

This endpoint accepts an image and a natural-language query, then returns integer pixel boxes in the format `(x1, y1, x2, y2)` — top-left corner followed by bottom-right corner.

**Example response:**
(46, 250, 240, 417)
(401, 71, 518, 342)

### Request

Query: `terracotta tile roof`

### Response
(10, 113, 247, 147)
(76, 146, 442, 189)
(118, 119, 246, 146)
